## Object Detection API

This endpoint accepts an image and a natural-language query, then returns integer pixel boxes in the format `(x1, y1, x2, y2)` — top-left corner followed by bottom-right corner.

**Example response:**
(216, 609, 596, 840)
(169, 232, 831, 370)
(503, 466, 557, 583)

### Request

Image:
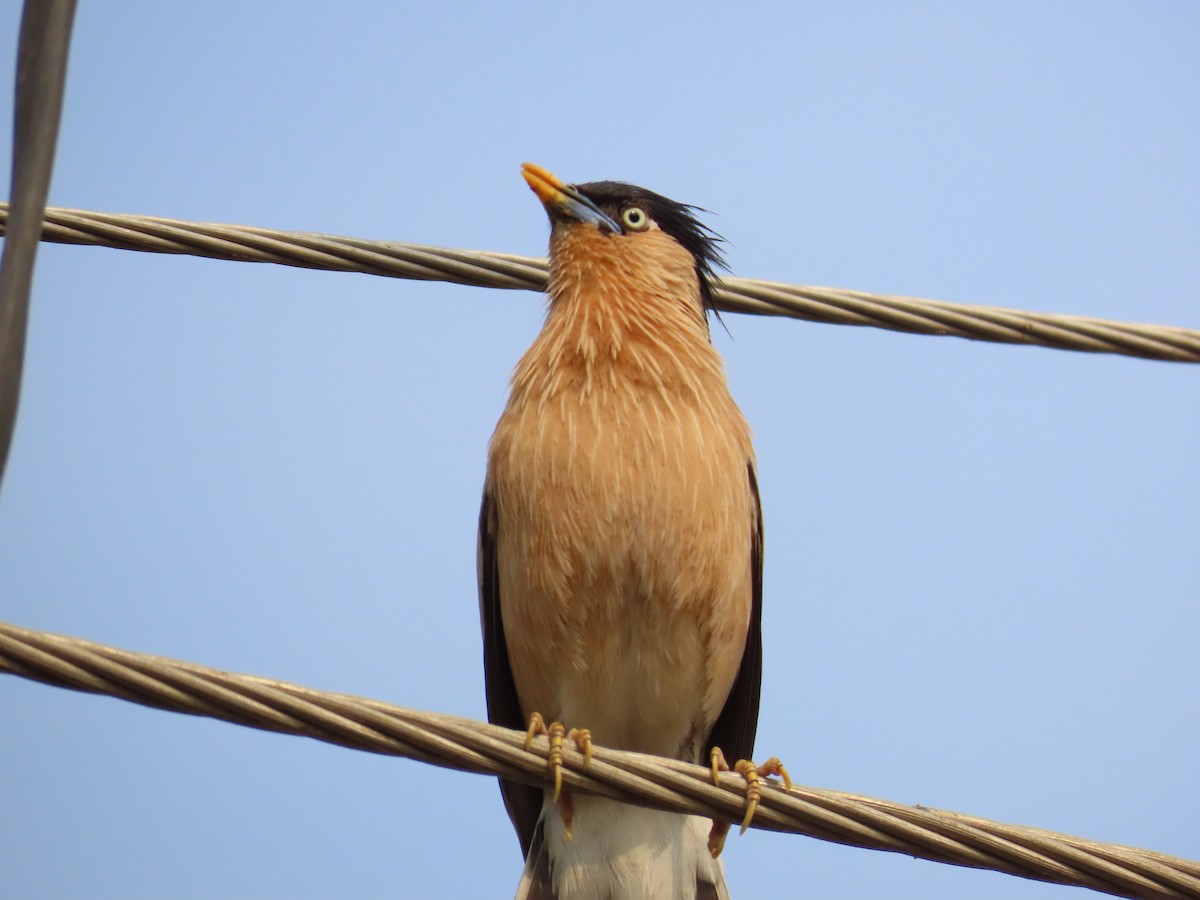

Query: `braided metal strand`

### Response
(2, 202, 1196, 363)
(2, 621, 1197, 899)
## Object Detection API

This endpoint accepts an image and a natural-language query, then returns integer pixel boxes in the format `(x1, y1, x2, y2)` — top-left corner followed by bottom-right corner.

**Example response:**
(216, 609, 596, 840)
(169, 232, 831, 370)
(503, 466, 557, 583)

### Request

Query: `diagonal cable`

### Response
(2, 620, 1197, 899)
(1, 202, 1197, 363)
(0, 1, 77, 491)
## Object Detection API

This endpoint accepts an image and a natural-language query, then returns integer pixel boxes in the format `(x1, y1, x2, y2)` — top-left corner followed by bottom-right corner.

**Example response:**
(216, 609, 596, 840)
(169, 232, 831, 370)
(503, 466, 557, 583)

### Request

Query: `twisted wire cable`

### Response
(2, 620, 1197, 899)
(2, 202, 1197, 363)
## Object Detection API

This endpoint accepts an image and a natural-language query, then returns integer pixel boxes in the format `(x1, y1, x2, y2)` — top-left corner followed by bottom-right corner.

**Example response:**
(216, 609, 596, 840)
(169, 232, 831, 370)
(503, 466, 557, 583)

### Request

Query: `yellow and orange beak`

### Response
(521, 162, 621, 234)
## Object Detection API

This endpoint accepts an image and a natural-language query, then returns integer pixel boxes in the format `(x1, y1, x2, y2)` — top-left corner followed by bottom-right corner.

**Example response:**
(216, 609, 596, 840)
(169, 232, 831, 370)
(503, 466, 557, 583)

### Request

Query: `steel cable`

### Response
(2, 620, 1197, 899)
(0, 2, 77, 488)
(1, 202, 1196, 363)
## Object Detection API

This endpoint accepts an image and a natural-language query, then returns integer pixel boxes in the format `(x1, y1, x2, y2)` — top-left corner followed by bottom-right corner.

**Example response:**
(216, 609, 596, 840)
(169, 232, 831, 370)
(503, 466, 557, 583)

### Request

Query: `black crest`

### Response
(575, 180, 727, 316)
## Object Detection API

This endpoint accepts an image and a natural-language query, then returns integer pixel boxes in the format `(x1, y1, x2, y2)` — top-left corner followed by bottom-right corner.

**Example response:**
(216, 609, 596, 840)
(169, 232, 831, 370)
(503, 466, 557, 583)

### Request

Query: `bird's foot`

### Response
(524, 712, 593, 842)
(706, 748, 792, 857)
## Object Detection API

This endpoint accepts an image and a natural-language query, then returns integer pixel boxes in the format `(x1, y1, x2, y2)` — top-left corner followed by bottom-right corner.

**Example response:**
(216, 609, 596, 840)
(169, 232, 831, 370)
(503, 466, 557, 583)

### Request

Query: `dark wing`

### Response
(706, 462, 764, 764)
(478, 489, 543, 858)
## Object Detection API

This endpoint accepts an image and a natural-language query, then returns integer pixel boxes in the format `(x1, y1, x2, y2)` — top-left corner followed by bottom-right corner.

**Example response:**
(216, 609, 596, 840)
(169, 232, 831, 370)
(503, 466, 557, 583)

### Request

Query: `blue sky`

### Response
(1, 3, 1196, 898)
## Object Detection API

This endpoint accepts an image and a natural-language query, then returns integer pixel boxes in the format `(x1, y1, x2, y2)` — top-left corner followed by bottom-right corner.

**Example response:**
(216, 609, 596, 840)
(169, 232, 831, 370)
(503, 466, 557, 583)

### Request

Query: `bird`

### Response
(479, 162, 777, 900)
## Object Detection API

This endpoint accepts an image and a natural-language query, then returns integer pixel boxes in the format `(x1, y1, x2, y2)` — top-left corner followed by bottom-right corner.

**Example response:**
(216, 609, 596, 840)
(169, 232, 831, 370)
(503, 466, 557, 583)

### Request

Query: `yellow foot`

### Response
(524, 713, 593, 842)
(707, 747, 792, 857)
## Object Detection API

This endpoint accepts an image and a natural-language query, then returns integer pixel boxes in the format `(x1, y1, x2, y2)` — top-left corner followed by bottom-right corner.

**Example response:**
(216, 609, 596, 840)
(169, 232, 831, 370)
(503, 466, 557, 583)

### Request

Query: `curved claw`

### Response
(526, 715, 569, 801)
(568, 727, 593, 769)
(733, 760, 763, 833)
(524, 712, 547, 753)
(710, 746, 726, 786)
(760, 756, 792, 792)
(708, 748, 792, 847)
(525, 714, 594, 838)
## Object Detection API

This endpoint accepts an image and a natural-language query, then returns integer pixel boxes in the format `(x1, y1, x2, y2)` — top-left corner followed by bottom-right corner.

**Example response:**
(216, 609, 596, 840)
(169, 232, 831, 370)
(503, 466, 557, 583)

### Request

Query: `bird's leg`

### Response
(524, 712, 593, 842)
(706, 747, 792, 858)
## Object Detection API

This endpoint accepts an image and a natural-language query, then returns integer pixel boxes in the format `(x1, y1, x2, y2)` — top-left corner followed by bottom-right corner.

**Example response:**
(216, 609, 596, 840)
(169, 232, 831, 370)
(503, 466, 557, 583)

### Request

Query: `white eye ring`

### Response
(621, 206, 650, 231)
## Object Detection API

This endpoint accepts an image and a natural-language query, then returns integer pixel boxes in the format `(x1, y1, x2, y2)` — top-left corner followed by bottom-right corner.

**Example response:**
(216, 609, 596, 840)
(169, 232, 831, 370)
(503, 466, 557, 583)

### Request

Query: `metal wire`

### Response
(2, 620, 1197, 899)
(2, 202, 1197, 363)
(0, 1, 77, 490)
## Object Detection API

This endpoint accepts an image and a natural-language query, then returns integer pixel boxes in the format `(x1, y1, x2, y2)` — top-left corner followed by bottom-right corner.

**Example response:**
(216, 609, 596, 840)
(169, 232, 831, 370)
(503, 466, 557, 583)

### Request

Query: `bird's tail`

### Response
(514, 794, 730, 900)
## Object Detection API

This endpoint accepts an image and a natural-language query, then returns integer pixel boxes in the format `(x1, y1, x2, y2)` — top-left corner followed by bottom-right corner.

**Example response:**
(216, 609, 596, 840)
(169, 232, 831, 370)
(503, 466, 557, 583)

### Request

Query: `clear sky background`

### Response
(1, 3, 1196, 898)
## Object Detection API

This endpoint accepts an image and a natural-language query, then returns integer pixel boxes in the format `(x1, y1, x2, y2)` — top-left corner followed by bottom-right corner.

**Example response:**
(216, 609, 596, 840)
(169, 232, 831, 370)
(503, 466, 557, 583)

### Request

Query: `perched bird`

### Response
(479, 163, 772, 900)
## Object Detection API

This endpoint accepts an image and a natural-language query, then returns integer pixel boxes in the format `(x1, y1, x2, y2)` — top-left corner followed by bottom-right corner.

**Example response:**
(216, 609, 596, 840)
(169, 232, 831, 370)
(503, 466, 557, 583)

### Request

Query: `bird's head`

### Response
(520, 162, 726, 319)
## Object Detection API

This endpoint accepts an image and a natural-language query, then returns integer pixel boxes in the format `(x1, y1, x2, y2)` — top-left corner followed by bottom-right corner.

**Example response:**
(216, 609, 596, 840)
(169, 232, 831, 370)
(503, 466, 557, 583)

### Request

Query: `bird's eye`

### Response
(621, 206, 650, 232)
